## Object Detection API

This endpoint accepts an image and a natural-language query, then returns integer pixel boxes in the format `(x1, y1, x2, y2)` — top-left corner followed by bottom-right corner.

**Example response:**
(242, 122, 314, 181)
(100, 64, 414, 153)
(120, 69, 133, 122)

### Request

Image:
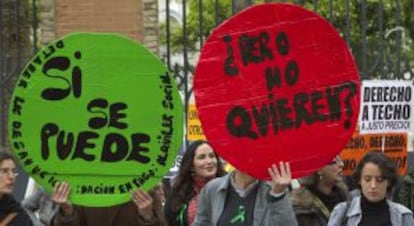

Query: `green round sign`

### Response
(8, 33, 183, 207)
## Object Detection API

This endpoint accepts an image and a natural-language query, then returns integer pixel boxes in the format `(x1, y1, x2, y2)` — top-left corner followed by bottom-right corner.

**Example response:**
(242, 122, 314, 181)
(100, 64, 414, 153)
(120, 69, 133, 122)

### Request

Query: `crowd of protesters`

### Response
(2, 141, 414, 226)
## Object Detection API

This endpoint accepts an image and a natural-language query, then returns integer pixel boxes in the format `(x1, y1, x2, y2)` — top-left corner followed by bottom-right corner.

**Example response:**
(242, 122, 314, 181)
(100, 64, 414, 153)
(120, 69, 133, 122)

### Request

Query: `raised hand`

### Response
(52, 182, 73, 216)
(268, 162, 292, 194)
(132, 189, 154, 221)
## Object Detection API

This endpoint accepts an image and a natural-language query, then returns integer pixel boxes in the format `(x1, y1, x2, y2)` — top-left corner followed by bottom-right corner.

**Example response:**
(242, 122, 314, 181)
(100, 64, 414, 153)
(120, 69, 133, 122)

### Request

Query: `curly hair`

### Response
(352, 151, 398, 193)
(170, 140, 226, 212)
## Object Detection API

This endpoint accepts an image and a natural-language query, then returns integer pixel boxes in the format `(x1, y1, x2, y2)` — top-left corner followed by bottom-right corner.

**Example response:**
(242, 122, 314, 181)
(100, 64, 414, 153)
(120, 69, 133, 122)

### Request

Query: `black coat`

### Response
(0, 195, 33, 226)
(164, 188, 195, 226)
(290, 184, 349, 226)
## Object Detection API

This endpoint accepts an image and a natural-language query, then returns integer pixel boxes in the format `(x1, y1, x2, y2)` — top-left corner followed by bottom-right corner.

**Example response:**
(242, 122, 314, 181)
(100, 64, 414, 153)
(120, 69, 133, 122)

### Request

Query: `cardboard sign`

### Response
(359, 80, 413, 134)
(187, 104, 206, 141)
(193, 3, 361, 179)
(341, 132, 408, 175)
(8, 33, 183, 207)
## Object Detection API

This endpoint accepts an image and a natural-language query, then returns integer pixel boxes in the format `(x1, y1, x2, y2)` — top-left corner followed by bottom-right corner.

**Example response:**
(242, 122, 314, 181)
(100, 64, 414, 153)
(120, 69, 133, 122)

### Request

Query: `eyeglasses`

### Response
(0, 168, 19, 178)
(328, 156, 343, 165)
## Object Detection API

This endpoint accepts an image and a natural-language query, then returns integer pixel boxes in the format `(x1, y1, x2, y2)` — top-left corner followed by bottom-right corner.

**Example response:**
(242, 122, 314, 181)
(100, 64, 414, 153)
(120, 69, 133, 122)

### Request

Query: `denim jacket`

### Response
(327, 196, 414, 226)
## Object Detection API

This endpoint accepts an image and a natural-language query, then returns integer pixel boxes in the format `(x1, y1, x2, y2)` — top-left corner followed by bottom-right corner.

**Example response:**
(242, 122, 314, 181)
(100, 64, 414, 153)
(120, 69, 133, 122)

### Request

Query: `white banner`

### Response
(359, 80, 413, 134)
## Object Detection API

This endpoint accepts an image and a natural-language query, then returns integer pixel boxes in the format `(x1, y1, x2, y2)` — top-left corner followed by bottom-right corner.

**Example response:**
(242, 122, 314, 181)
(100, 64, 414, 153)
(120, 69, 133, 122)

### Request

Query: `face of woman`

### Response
(360, 162, 389, 202)
(192, 143, 218, 179)
(0, 159, 17, 196)
(319, 156, 344, 185)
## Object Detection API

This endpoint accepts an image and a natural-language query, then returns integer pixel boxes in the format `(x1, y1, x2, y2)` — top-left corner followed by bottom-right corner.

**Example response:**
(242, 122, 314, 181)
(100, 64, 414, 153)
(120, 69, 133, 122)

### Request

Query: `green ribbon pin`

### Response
(176, 204, 187, 226)
(230, 205, 246, 224)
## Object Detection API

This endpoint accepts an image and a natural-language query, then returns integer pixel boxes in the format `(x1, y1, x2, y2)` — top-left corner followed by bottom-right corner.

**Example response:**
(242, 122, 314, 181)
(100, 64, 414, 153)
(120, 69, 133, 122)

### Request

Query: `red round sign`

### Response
(194, 3, 361, 179)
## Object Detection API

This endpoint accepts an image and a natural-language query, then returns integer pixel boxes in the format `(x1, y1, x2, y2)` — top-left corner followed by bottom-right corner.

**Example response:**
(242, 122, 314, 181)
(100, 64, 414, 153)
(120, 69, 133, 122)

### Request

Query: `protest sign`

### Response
(194, 3, 361, 179)
(359, 80, 413, 134)
(341, 132, 408, 175)
(8, 33, 183, 206)
(187, 104, 206, 141)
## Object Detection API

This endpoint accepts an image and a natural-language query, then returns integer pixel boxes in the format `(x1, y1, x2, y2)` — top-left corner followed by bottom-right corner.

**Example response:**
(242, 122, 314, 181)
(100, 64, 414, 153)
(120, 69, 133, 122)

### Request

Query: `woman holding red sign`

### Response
(164, 140, 226, 226)
(290, 155, 349, 226)
(328, 152, 414, 226)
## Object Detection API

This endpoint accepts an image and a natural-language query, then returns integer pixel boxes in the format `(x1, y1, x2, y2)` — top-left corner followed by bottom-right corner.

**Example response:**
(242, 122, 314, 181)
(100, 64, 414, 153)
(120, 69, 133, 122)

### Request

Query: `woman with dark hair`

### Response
(165, 140, 226, 226)
(328, 152, 414, 226)
(0, 151, 33, 226)
(291, 155, 349, 226)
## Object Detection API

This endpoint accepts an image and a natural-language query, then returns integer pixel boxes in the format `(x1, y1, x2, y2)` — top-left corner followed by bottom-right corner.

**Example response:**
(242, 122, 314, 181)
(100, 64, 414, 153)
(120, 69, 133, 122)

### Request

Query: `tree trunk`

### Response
(0, 0, 32, 148)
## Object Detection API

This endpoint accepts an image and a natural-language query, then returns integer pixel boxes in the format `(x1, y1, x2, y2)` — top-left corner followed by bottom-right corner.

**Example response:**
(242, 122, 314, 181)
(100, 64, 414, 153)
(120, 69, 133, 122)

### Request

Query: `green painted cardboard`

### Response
(8, 33, 183, 207)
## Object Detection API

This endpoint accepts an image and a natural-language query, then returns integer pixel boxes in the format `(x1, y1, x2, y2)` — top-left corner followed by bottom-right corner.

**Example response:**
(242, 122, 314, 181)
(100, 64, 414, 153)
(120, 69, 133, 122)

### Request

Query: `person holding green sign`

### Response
(52, 182, 167, 226)
(194, 162, 298, 226)
(0, 151, 33, 226)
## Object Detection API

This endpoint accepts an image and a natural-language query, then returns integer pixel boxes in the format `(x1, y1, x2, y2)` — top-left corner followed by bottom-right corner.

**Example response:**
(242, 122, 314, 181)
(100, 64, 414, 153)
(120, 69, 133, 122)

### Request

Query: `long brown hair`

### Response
(170, 140, 226, 212)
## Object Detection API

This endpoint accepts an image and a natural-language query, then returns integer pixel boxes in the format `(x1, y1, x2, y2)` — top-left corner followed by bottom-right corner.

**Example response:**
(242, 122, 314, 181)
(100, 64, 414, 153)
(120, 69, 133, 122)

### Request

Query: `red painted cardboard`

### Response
(194, 3, 361, 179)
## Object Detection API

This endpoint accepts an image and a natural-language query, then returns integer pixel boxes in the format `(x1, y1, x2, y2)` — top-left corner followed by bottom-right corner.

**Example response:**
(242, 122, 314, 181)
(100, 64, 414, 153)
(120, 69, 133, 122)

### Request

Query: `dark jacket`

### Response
(290, 183, 349, 226)
(164, 187, 195, 226)
(394, 171, 414, 211)
(0, 195, 33, 226)
(54, 199, 166, 226)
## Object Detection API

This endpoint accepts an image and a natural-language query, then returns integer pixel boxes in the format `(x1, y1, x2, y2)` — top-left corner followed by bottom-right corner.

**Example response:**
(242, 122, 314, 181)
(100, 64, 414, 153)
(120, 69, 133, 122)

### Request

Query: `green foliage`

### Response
(160, 0, 231, 53)
(305, 0, 414, 79)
